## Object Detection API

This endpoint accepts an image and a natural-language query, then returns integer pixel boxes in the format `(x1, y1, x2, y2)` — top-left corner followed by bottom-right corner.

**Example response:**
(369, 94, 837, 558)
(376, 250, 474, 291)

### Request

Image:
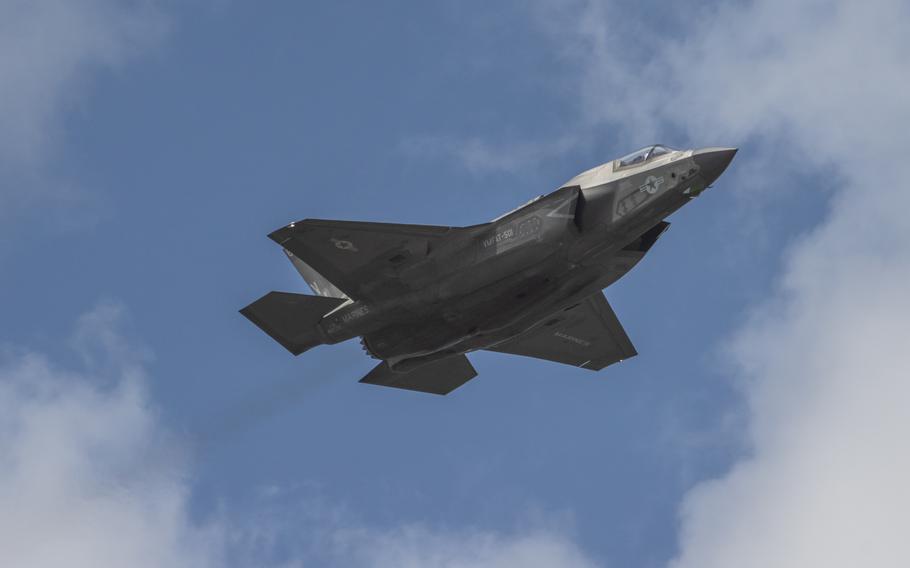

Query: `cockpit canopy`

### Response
(617, 145, 676, 168)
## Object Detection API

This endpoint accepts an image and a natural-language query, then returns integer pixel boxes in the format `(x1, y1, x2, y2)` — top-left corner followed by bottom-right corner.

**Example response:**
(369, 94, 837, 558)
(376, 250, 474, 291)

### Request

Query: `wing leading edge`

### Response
(486, 292, 636, 370)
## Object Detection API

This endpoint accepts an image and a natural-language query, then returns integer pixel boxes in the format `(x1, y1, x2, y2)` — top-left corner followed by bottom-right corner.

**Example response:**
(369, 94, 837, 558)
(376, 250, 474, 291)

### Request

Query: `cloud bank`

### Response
(0, 303, 224, 568)
(534, 0, 910, 565)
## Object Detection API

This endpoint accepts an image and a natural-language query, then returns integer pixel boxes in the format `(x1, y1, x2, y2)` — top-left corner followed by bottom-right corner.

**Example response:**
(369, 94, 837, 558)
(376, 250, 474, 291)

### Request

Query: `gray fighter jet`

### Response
(241, 145, 736, 394)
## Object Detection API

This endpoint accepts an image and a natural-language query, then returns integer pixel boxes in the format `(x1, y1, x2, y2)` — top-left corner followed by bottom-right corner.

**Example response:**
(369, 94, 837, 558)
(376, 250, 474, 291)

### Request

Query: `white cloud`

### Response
(530, 0, 910, 566)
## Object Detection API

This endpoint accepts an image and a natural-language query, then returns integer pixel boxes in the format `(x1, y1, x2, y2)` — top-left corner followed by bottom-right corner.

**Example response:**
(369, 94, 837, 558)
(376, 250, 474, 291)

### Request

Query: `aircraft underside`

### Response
(241, 144, 737, 395)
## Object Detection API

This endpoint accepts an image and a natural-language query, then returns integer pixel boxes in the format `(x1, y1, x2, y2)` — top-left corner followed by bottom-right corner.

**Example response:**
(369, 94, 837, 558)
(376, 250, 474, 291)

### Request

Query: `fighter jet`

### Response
(241, 145, 736, 394)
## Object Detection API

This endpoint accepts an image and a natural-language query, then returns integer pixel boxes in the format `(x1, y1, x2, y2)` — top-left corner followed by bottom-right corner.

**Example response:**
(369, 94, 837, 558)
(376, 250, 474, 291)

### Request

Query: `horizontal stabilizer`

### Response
(240, 292, 345, 355)
(360, 355, 478, 395)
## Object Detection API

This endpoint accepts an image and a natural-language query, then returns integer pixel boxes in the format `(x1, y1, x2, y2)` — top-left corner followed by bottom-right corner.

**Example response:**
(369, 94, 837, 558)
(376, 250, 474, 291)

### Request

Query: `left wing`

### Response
(269, 219, 456, 302)
(486, 292, 636, 370)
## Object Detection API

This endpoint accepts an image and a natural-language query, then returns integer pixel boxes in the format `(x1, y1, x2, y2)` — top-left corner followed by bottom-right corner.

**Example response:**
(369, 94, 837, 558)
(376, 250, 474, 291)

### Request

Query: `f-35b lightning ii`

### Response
(241, 145, 736, 394)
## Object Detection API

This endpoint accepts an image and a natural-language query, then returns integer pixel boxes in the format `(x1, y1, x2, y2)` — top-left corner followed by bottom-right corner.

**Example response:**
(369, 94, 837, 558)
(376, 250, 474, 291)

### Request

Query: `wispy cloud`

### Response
(400, 0, 680, 174)
(231, 485, 602, 568)
(330, 525, 600, 568)
(400, 134, 581, 176)
(0, 0, 167, 214)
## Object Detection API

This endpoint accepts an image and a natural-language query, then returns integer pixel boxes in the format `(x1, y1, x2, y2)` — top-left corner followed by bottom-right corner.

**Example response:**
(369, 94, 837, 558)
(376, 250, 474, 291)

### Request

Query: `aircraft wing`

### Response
(269, 219, 455, 301)
(486, 292, 637, 370)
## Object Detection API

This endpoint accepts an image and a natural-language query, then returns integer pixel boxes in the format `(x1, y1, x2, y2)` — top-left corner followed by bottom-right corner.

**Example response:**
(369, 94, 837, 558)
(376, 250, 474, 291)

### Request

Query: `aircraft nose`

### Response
(693, 147, 737, 186)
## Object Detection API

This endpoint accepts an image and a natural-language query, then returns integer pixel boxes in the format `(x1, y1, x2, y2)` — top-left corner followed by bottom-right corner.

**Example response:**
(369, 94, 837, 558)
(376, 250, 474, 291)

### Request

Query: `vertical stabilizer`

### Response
(283, 249, 348, 299)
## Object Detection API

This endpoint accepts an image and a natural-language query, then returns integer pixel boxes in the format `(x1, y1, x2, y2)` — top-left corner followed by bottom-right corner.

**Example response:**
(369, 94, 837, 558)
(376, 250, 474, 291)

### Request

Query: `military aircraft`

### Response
(241, 145, 736, 394)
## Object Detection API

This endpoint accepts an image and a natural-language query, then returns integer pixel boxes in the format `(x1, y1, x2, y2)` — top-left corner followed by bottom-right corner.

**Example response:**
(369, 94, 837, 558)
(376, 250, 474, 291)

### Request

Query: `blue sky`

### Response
(2, 1, 908, 567)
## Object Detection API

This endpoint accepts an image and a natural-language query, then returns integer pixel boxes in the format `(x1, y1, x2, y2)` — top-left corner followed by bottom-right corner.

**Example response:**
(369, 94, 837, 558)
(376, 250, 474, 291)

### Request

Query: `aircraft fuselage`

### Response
(318, 147, 735, 370)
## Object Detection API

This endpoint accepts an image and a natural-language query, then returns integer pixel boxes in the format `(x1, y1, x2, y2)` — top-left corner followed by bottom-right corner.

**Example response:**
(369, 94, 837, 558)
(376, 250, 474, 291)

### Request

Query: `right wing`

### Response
(269, 219, 456, 302)
(486, 292, 636, 371)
